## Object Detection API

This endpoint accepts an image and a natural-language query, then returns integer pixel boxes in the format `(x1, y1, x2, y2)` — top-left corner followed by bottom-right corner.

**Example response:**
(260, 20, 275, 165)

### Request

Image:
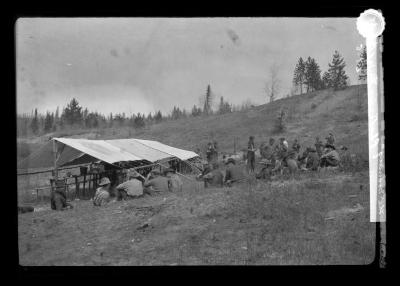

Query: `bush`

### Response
(311, 103, 317, 109)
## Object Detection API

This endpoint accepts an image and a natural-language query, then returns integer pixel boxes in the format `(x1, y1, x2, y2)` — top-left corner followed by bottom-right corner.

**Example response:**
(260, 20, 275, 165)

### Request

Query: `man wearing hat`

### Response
(305, 147, 320, 171)
(320, 144, 340, 167)
(225, 158, 246, 187)
(144, 169, 170, 195)
(116, 169, 144, 200)
(93, 177, 113, 206)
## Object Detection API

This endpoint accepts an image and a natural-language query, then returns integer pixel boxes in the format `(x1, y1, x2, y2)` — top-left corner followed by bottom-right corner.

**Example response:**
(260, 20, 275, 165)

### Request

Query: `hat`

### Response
(225, 158, 236, 165)
(99, 177, 111, 186)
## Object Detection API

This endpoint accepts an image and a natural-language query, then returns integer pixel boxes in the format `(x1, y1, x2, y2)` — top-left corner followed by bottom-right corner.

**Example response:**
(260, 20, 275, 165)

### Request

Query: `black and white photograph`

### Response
(16, 15, 385, 266)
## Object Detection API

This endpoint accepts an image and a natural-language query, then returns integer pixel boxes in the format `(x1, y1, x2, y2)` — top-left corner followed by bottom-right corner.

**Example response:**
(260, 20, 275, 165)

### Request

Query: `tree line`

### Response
(17, 84, 247, 137)
(292, 50, 352, 95)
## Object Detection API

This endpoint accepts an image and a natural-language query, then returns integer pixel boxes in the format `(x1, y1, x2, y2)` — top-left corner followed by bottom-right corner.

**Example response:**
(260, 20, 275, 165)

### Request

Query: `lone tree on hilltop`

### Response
(327, 50, 349, 90)
(265, 63, 281, 103)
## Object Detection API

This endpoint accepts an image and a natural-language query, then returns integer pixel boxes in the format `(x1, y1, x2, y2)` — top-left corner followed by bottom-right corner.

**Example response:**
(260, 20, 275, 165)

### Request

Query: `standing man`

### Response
(247, 136, 256, 173)
(315, 136, 324, 157)
(206, 142, 215, 163)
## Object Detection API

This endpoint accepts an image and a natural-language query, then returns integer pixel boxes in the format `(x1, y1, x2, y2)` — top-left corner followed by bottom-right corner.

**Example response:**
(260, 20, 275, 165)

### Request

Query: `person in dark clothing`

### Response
(292, 139, 301, 153)
(320, 144, 340, 167)
(225, 158, 246, 186)
(50, 189, 73, 211)
(247, 136, 256, 173)
(206, 142, 216, 163)
(305, 147, 320, 171)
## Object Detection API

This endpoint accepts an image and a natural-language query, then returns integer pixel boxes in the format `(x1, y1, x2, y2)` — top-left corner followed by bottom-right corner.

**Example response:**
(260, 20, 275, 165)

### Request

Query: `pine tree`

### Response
(30, 108, 39, 135)
(134, 113, 145, 129)
(327, 51, 349, 90)
(218, 96, 232, 114)
(321, 71, 330, 89)
(44, 111, 53, 132)
(304, 57, 322, 92)
(356, 45, 367, 83)
(191, 105, 202, 117)
(293, 57, 306, 94)
(62, 98, 83, 126)
(203, 85, 213, 115)
(154, 110, 163, 123)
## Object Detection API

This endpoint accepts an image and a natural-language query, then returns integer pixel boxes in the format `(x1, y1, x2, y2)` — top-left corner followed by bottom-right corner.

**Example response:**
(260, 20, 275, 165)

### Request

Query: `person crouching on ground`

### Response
(225, 158, 246, 187)
(143, 169, 170, 195)
(164, 168, 183, 192)
(320, 144, 340, 167)
(50, 187, 73, 211)
(201, 162, 224, 188)
(93, 177, 114, 206)
(115, 170, 144, 200)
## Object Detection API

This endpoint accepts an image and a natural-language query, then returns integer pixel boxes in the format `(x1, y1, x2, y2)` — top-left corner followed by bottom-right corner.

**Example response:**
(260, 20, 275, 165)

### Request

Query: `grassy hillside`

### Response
(18, 84, 368, 163)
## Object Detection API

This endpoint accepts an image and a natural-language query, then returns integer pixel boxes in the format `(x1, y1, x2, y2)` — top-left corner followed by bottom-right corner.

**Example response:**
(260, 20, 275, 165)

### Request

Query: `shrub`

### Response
(311, 103, 317, 109)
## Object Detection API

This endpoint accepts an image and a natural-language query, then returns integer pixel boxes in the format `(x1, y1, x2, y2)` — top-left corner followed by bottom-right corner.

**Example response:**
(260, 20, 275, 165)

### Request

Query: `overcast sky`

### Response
(16, 17, 364, 116)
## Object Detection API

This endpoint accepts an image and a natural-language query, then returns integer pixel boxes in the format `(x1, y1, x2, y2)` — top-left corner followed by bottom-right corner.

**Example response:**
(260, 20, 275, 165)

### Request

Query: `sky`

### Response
(16, 17, 365, 116)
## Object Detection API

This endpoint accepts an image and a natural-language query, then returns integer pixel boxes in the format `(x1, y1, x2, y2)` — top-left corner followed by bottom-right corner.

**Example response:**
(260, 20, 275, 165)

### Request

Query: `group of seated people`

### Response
(258, 132, 341, 175)
(197, 157, 247, 188)
(92, 167, 183, 207)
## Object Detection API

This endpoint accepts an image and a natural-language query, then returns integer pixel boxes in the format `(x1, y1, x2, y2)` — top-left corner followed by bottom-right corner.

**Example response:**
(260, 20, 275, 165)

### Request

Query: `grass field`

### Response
(17, 85, 375, 265)
(18, 168, 375, 265)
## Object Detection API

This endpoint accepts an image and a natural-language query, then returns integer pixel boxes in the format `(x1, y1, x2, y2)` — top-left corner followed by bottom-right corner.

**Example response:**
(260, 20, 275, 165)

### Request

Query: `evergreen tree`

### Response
(203, 85, 213, 115)
(61, 98, 83, 126)
(293, 57, 306, 94)
(191, 105, 202, 117)
(30, 108, 39, 134)
(304, 57, 322, 92)
(171, 106, 183, 120)
(327, 50, 348, 90)
(218, 96, 232, 114)
(44, 111, 53, 132)
(134, 113, 145, 129)
(154, 110, 163, 123)
(356, 45, 367, 83)
(321, 71, 330, 89)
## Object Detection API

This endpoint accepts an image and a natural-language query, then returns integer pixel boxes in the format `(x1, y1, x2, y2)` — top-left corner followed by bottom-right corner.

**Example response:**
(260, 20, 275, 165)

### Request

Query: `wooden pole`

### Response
(52, 140, 59, 192)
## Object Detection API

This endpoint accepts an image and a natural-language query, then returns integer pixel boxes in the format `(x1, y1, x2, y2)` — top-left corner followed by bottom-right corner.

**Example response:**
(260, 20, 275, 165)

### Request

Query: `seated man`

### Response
(93, 177, 114, 206)
(164, 168, 183, 192)
(143, 169, 170, 195)
(256, 158, 273, 180)
(320, 144, 340, 167)
(201, 163, 224, 188)
(305, 147, 320, 171)
(115, 170, 144, 200)
(224, 158, 246, 187)
(51, 188, 73, 211)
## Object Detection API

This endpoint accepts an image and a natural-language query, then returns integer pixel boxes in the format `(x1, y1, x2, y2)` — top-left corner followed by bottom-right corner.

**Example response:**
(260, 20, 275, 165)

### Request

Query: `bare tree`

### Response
(264, 63, 281, 103)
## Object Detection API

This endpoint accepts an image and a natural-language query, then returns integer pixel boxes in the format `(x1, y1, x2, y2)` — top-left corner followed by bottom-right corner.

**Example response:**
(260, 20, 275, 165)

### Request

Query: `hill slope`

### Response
(18, 84, 369, 163)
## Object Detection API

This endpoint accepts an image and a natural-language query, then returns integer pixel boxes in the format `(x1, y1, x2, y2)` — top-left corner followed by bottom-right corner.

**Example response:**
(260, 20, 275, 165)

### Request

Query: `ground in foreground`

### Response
(18, 171, 375, 265)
